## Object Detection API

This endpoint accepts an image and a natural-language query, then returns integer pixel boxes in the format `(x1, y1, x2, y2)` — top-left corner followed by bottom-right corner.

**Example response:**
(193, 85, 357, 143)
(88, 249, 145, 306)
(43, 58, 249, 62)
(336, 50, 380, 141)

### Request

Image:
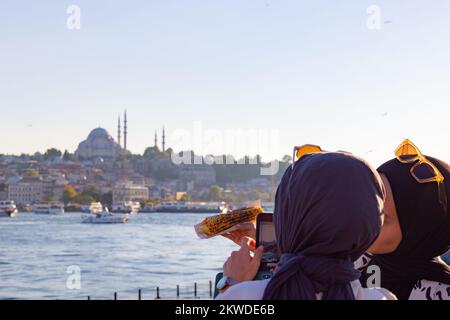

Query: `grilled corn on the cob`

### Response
(194, 207, 264, 239)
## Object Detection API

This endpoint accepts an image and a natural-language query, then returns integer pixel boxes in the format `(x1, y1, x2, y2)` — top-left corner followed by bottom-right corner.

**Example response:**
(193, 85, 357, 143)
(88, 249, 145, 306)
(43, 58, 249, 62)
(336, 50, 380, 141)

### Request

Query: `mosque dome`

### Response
(88, 127, 109, 139)
(75, 127, 122, 160)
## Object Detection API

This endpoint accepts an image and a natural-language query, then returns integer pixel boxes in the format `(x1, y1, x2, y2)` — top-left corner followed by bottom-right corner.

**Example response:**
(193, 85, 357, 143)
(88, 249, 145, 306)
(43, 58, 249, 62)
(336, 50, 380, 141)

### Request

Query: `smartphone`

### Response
(254, 213, 279, 280)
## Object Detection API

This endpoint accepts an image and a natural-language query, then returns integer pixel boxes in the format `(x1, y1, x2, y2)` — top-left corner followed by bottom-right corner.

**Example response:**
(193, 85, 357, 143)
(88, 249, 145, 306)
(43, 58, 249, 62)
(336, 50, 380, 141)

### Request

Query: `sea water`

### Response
(0, 212, 236, 300)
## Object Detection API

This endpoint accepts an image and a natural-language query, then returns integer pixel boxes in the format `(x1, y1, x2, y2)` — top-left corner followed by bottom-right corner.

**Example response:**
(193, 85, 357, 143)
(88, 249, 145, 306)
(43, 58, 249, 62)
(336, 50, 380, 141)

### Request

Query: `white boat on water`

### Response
(33, 203, 65, 215)
(81, 208, 128, 224)
(0, 201, 18, 217)
(111, 201, 140, 214)
(81, 202, 103, 214)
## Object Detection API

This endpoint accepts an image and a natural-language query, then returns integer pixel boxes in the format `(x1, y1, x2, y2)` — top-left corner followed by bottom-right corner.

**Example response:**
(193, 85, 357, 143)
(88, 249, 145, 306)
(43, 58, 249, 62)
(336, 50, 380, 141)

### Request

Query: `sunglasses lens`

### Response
(296, 146, 321, 159)
(396, 143, 419, 162)
(413, 162, 438, 180)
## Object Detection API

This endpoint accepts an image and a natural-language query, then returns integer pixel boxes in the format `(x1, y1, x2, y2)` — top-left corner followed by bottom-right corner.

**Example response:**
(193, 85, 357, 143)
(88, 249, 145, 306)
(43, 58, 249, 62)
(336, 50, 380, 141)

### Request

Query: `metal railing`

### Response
(87, 280, 214, 300)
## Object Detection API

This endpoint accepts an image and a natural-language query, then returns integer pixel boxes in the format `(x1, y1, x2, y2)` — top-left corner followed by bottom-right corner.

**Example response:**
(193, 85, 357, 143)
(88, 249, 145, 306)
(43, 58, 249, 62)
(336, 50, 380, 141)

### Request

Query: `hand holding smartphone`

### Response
(214, 212, 279, 297)
(254, 213, 280, 280)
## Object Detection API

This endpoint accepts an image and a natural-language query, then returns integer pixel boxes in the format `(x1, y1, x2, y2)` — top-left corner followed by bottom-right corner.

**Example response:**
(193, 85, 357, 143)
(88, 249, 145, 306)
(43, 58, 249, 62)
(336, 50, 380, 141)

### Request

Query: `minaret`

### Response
(154, 131, 158, 149)
(117, 116, 121, 147)
(162, 126, 166, 152)
(124, 110, 128, 151)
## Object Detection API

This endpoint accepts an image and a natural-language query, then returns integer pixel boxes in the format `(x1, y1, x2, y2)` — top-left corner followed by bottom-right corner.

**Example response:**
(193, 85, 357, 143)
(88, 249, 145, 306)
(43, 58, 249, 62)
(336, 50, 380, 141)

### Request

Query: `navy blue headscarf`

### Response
(263, 152, 385, 300)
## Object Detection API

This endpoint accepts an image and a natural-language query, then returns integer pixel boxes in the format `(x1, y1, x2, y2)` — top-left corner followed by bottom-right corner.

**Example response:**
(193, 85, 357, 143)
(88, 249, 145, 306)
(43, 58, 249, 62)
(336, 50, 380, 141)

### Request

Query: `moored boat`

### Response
(0, 200, 18, 217)
(111, 201, 140, 214)
(81, 202, 103, 214)
(33, 203, 65, 215)
(81, 210, 128, 224)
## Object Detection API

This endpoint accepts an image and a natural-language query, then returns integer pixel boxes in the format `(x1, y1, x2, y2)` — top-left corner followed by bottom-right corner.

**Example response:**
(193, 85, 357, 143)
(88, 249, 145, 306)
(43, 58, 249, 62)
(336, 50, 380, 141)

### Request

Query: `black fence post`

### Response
(176, 285, 180, 298)
(87, 296, 91, 300)
(156, 287, 160, 299)
(138, 289, 142, 300)
(114, 292, 117, 300)
(194, 282, 197, 298)
(209, 280, 213, 298)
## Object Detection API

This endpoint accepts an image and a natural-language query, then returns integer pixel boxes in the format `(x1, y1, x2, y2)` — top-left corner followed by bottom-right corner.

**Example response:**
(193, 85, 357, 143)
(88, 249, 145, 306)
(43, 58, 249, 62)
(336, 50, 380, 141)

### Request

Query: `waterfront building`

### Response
(8, 176, 44, 205)
(112, 182, 149, 203)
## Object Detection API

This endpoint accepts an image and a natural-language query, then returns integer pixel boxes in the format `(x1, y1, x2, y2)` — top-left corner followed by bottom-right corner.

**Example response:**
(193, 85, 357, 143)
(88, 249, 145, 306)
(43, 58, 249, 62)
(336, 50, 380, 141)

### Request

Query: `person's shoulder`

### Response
(365, 287, 398, 300)
(351, 281, 397, 300)
(215, 279, 270, 300)
(355, 287, 397, 300)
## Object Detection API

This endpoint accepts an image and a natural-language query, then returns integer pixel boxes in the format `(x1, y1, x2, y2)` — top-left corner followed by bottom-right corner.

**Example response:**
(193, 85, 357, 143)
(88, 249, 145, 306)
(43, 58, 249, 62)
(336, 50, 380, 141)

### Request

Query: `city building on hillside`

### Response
(96, 183, 112, 194)
(116, 172, 148, 186)
(65, 172, 87, 184)
(7, 176, 22, 185)
(112, 182, 149, 203)
(178, 164, 216, 186)
(149, 185, 174, 200)
(43, 175, 69, 201)
(8, 176, 44, 205)
(176, 192, 187, 201)
(75, 128, 123, 160)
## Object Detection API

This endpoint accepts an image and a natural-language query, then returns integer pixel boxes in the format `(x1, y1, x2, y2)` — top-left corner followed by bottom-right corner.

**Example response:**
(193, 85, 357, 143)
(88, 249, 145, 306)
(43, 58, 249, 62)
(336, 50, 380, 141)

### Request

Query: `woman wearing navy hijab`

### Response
(217, 152, 396, 300)
(358, 140, 450, 300)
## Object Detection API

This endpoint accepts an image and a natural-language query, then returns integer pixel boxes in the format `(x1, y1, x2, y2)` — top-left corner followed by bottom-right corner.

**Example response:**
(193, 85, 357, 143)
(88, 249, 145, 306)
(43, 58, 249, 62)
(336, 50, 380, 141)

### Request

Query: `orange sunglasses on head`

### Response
(292, 144, 322, 168)
(395, 139, 447, 212)
(292, 144, 354, 168)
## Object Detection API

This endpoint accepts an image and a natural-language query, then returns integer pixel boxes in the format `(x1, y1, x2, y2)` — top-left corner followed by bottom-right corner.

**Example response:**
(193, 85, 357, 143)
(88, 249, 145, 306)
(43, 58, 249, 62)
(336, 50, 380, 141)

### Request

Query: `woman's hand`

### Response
(223, 237, 264, 282)
(221, 222, 256, 246)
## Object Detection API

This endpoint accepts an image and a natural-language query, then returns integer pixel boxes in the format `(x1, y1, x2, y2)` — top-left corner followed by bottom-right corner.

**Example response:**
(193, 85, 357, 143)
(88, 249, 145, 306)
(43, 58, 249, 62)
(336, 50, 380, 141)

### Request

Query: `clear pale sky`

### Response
(1, 0, 449, 167)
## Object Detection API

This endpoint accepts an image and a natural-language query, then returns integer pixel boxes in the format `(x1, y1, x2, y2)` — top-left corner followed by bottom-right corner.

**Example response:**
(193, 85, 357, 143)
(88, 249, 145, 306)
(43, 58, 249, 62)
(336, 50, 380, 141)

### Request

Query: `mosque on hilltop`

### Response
(74, 111, 166, 160)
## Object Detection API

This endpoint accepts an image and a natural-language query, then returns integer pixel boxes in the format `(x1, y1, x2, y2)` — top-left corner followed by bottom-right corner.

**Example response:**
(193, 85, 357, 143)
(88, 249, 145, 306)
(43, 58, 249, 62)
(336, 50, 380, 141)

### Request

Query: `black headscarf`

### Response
(360, 156, 450, 300)
(263, 152, 384, 300)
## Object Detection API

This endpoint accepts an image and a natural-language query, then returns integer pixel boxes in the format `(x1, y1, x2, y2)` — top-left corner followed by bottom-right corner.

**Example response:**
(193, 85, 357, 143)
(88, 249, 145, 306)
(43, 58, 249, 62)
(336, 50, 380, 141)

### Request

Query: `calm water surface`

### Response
(0, 212, 236, 300)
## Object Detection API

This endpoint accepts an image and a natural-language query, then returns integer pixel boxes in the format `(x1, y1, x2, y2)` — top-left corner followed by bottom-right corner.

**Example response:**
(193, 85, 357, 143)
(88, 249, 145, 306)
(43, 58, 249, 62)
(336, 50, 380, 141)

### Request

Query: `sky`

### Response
(1, 0, 449, 167)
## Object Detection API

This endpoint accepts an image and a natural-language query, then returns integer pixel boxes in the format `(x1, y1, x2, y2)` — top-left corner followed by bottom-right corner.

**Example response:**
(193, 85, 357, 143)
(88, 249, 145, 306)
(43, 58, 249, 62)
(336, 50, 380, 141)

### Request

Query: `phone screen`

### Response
(258, 220, 279, 273)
